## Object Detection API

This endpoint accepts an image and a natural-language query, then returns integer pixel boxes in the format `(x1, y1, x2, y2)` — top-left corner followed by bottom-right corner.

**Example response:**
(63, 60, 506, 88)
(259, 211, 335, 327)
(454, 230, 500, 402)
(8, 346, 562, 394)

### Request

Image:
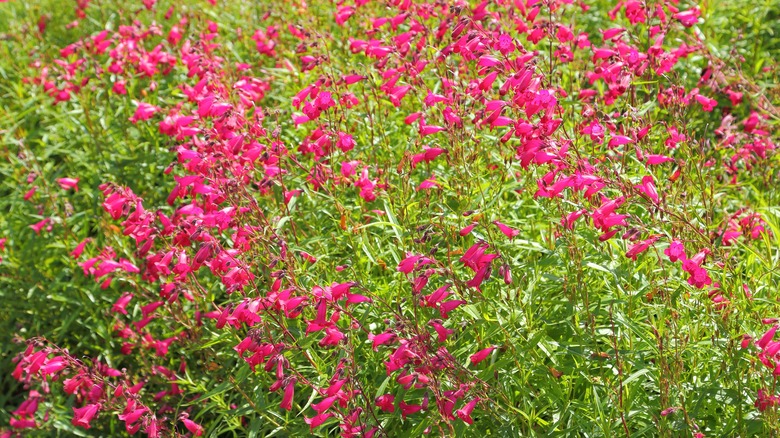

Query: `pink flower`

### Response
(607, 135, 633, 148)
(299, 251, 317, 263)
(460, 222, 478, 236)
(71, 404, 99, 429)
(695, 94, 718, 112)
(660, 407, 679, 416)
(591, 196, 625, 230)
(635, 175, 659, 204)
(562, 209, 586, 230)
(470, 346, 495, 365)
(397, 254, 424, 274)
(420, 124, 445, 137)
(439, 300, 465, 319)
(315, 91, 335, 111)
(336, 132, 355, 152)
(146, 418, 161, 438)
(424, 91, 448, 107)
(341, 74, 365, 85)
(319, 327, 344, 346)
(756, 389, 780, 412)
(456, 398, 479, 425)
(129, 102, 159, 124)
(304, 412, 333, 430)
(112, 80, 127, 95)
(311, 396, 338, 413)
(556, 25, 574, 43)
(399, 401, 423, 419)
(757, 326, 778, 349)
(345, 293, 371, 306)
(181, 418, 204, 436)
(10, 417, 37, 429)
(29, 218, 51, 235)
(376, 394, 395, 412)
(24, 186, 37, 201)
(664, 240, 687, 262)
(334, 5, 355, 26)
(70, 238, 91, 259)
(369, 332, 396, 351)
(418, 175, 439, 191)
(645, 154, 674, 165)
(682, 259, 712, 289)
(40, 356, 67, 376)
(626, 236, 659, 261)
(411, 146, 446, 168)
(111, 292, 133, 315)
(280, 380, 295, 410)
(493, 221, 519, 238)
(292, 114, 310, 126)
(340, 160, 360, 178)
(674, 8, 701, 27)
(118, 406, 147, 426)
(582, 121, 605, 144)
(495, 34, 515, 55)
(429, 320, 453, 343)
(57, 177, 79, 191)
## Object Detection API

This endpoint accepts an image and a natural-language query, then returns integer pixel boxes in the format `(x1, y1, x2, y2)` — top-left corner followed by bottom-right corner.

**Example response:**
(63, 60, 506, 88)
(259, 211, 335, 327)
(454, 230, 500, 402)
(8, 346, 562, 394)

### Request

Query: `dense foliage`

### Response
(2, 0, 780, 436)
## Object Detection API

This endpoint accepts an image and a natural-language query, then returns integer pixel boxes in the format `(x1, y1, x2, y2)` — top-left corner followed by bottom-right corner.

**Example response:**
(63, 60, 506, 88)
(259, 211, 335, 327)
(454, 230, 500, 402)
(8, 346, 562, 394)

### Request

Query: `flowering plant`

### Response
(1, 0, 780, 436)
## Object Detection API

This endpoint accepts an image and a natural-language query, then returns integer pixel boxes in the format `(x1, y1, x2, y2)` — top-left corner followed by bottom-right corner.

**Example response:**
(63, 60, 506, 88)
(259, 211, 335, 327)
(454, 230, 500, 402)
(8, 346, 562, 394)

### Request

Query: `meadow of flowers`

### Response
(1, 0, 780, 436)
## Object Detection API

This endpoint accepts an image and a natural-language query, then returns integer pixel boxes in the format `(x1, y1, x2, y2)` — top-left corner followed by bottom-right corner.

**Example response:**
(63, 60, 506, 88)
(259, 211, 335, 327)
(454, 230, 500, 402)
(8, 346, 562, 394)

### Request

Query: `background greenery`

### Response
(2, 0, 780, 436)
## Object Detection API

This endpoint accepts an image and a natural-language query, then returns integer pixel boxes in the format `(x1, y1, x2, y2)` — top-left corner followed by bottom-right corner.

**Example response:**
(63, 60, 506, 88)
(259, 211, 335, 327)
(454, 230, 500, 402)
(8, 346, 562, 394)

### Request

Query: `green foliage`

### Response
(1, 0, 780, 436)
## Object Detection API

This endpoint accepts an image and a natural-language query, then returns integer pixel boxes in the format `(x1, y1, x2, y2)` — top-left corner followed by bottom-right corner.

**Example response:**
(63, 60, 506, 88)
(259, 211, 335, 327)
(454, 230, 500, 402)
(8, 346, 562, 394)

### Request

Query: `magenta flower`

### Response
(376, 394, 395, 412)
(682, 259, 712, 289)
(660, 407, 680, 417)
(10, 417, 37, 429)
(757, 326, 779, 349)
(429, 320, 453, 343)
(460, 222, 478, 236)
(304, 412, 333, 430)
(646, 154, 674, 165)
(674, 8, 701, 27)
(493, 220, 519, 238)
(56, 177, 79, 191)
(29, 218, 51, 235)
(635, 175, 659, 204)
(112, 80, 127, 95)
(420, 124, 445, 137)
(418, 175, 439, 191)
(70, 238, 91, 259)
(280, 380, 295, 411)
(128, 101, 159, 124)
(71, 404, 99, 429)
(23, 186, 37, 201)
(664, 240, 687, 262)
(495, 34, 515, 55)
(118, 406, 147, 426)
(695, 94, 718, 112)
(456, 398, 479, 425)
(626, 236, 659, 261)
(181, 418, 204, 436)
(369, 332, 396, 351)
(312, 396, 338, 414)
(399, 401, 423, 419)
(607, 135, 633, 148)
(756, 389, 780, 412)
(470, 346, 495, 365)
(439, 300, 465, 319)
